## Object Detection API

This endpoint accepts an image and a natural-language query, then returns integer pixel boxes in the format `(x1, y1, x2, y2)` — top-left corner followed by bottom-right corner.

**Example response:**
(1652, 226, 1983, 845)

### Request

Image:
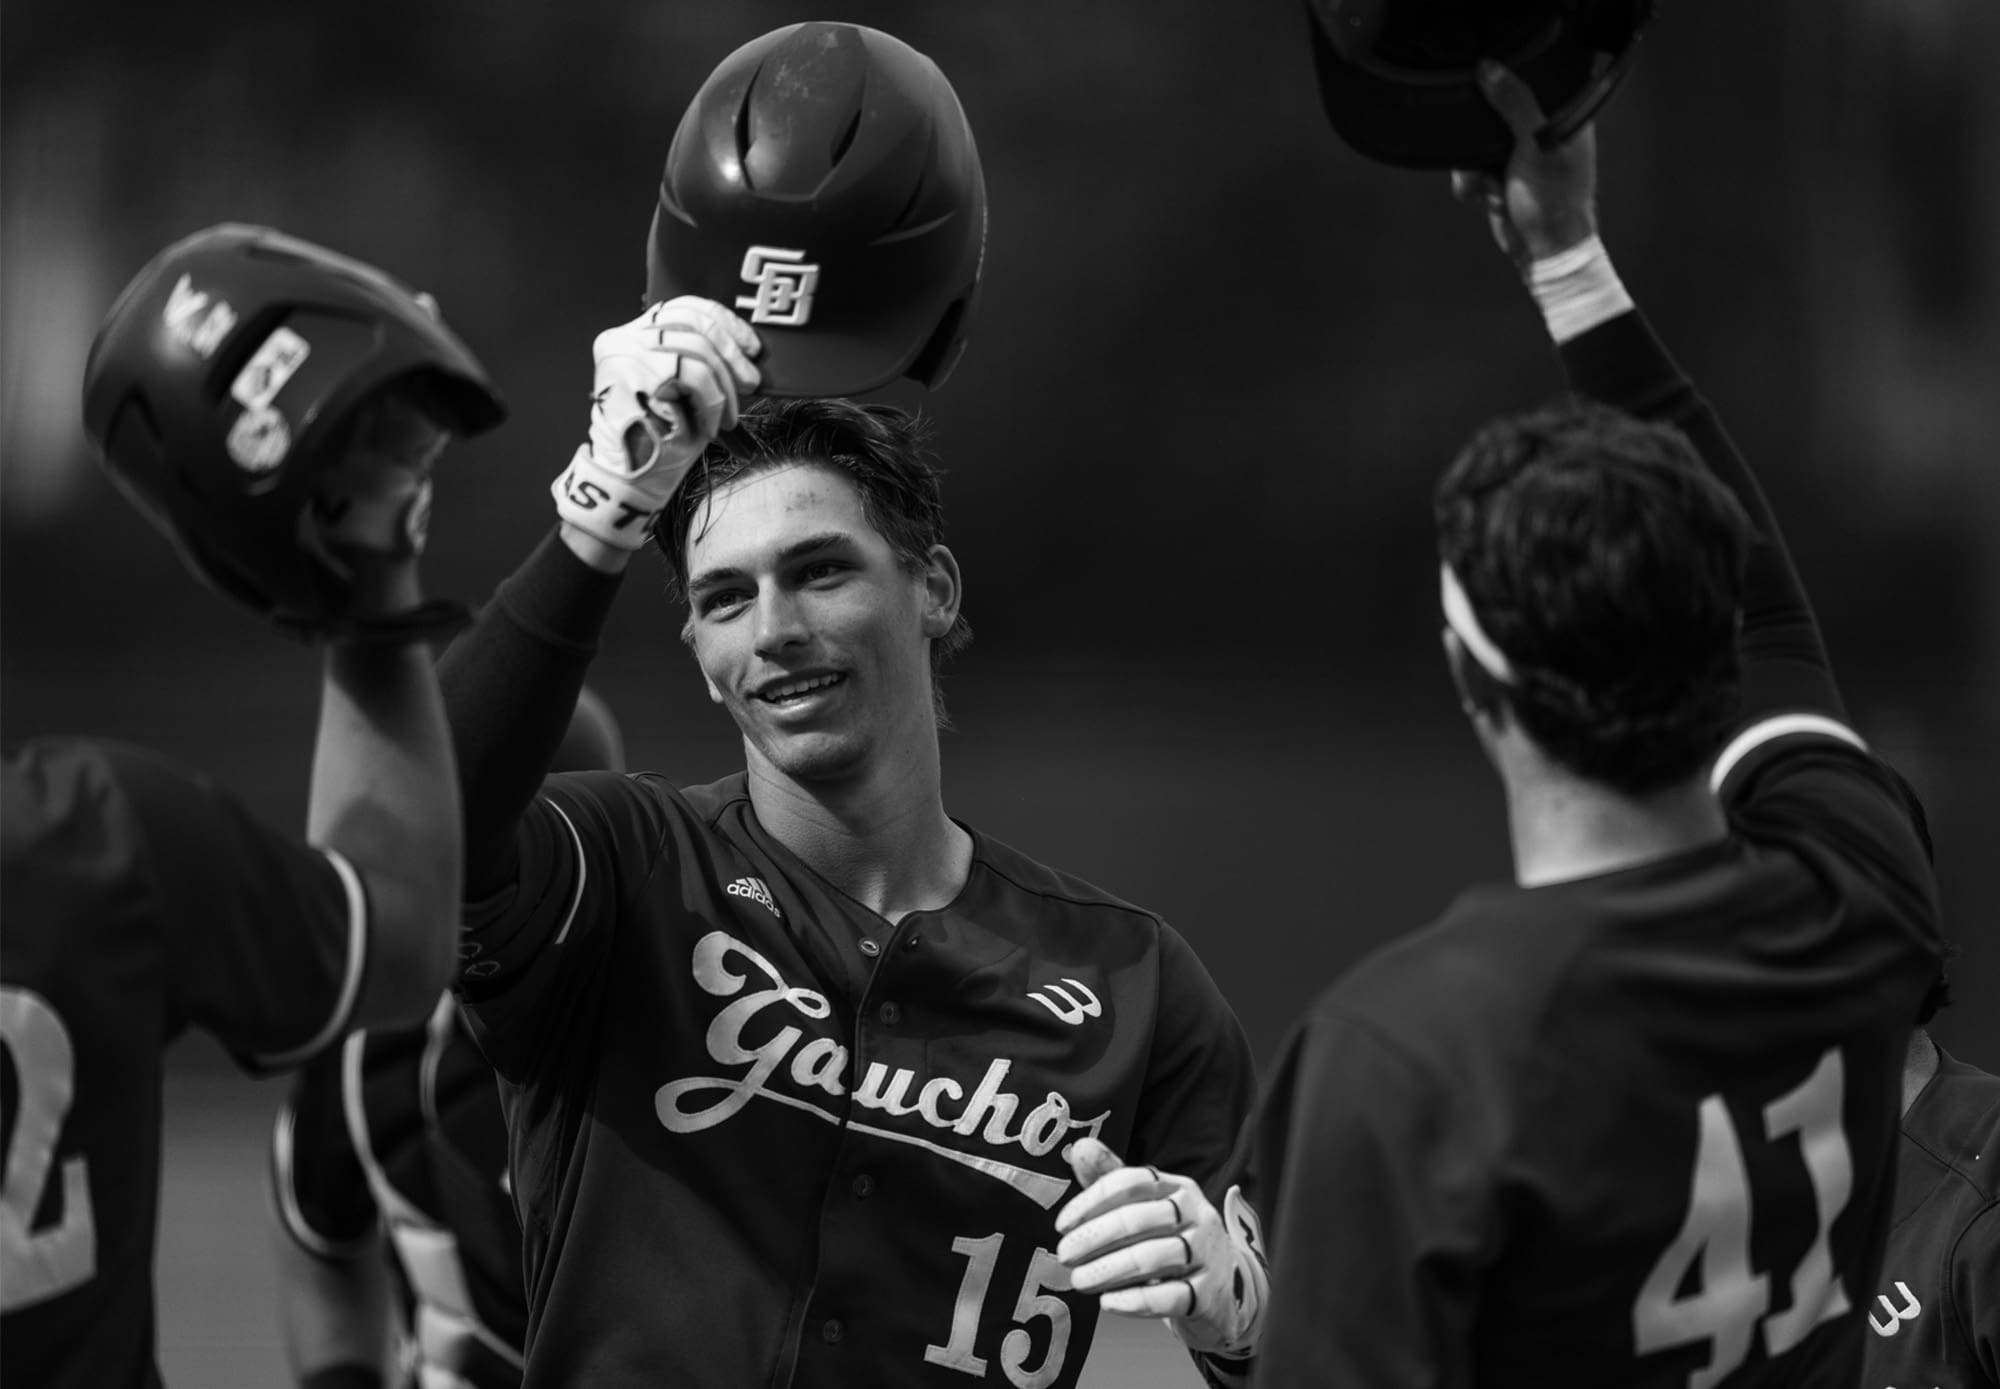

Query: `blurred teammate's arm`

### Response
(312, 551, 461, 1029)
(1461, 65, 1844, 743)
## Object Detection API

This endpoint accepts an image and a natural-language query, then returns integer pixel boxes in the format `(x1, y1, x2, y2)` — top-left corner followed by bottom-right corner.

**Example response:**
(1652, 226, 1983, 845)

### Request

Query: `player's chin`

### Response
(749, 724, 873, 784)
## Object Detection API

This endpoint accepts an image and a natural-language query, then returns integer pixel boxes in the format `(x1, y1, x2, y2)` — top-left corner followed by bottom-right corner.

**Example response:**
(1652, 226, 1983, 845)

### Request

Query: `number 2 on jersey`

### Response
(1632, 1047, 1853, 1389)
(1, 985, 97, 1311)
(926, 1232, 1073, 1388)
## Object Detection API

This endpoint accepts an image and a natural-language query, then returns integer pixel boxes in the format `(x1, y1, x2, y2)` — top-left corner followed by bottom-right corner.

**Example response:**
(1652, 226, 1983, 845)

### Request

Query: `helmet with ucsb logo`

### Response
(645, 22, 988, 397)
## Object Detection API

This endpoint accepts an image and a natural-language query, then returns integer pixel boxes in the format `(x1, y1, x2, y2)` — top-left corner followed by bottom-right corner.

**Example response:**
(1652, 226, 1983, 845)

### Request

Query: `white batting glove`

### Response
(551, 297, 761, 551)
(1053, 1138, 1269, 1361)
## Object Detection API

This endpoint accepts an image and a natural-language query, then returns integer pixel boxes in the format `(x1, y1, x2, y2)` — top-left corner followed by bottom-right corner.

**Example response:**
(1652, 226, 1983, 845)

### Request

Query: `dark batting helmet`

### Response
(645, 22, 987, 397)
(81, 223, 505, 636)
(1304, 0, 1656, 170)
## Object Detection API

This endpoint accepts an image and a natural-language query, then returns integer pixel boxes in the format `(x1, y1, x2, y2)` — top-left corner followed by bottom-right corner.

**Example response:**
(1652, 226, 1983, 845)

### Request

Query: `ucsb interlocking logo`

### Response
(1867, 1280, 1921, 1336)
(1027, 978, 1101, 1026)
(734, 246, 819, 326)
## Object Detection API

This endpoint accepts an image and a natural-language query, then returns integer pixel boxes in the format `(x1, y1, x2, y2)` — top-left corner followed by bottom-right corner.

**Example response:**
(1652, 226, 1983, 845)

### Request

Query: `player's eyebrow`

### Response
(687, 532, 859, 598)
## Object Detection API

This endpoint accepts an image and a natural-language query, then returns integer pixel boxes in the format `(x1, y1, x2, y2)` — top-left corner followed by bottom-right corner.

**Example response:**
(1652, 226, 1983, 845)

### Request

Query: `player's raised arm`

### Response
(1457, 65, 1849, 758)
(304, 390, 466, 1029)
(436, 299, 760, 896)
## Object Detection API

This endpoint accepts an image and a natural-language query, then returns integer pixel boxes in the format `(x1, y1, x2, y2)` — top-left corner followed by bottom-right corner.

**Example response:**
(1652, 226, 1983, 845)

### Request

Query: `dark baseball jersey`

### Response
(2, 738, 369, 1389)
(272, 994, 527, 1389)
(451, 770, 1255, 1389)
(1246, 309, 1945, 1389)
(1860, 1046, 2000, 1388)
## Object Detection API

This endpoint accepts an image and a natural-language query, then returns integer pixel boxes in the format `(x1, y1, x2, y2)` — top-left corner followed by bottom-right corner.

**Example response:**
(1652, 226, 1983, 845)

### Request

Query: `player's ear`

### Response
(918, 544, 961, 640)
(682, 623, 727, 705)
(1442, 628, 1509, 728)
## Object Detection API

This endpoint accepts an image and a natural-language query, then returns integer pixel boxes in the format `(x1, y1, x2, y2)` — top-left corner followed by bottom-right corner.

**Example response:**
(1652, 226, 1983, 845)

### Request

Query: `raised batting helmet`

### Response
(645, 22, 987, 397)
(81, 223, 504, 637)
(1304, 0, 1655, 170)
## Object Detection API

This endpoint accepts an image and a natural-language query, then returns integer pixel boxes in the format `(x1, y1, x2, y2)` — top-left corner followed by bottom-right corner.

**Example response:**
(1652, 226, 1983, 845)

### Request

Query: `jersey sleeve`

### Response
(1125, 924, 1257, 1194)
(1244, 1007, 1491, 1389)
(89, 742, 369, 1073)
(452, 770, 674, 1083)
(270, 1041, 379, 1260)
(1951, 1202, 2000, 1384)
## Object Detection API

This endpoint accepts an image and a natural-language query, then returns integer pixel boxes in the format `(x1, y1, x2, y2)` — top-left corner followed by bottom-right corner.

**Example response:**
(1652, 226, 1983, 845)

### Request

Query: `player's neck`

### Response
(1502, 762, 1727, 888)
(744, 734, 972, 923)
(1902, 1027, 1939, 1118)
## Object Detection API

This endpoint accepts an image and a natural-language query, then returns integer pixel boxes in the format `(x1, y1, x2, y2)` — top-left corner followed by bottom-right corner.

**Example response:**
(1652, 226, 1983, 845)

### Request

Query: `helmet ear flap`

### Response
(905, 297, 972, 391)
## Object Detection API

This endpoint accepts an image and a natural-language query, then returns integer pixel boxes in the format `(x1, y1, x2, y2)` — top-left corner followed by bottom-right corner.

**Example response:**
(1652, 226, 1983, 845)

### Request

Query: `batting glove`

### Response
(551, 297, 761, 552)
(1054, 1138, 1269, 1362)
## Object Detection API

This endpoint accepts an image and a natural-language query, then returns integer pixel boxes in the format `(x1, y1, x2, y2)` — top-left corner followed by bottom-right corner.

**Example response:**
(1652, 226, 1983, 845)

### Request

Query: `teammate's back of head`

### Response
(1434, 399, 1753, 794)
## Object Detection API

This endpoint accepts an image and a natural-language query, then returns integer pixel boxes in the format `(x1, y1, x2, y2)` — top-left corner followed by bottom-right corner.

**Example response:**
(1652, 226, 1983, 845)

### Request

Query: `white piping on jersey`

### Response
(418, 994, 455, 1129)
(341, 1031, 427, 1229)
(256, 847, 369, 1070)
(543, 798, 588, 946)
(269, 1103, 376, 1259)
(341, 1026, 526, 1375)
(1709, 713, 1867, 795)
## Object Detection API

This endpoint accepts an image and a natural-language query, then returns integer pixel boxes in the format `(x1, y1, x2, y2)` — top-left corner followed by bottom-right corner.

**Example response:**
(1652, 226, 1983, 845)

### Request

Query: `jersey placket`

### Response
(785, 910, 920, 1383)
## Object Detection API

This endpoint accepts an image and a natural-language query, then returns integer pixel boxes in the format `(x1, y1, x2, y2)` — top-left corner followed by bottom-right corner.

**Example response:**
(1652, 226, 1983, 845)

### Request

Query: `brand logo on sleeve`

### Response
(1027, 978, 1102, 1026)
(725, 877, 781, 920)
(1867, 1280, 1921, 1336)
(654, 931, 1109, 1208)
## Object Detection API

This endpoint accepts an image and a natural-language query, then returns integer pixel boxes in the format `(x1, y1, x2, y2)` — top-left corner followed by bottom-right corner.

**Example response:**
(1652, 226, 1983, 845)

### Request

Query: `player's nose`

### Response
(751, 588, 810, 655)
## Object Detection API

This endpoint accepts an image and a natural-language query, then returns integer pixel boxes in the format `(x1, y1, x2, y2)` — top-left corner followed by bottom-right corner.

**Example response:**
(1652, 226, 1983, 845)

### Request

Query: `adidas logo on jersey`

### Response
(726, 877, 781, 919)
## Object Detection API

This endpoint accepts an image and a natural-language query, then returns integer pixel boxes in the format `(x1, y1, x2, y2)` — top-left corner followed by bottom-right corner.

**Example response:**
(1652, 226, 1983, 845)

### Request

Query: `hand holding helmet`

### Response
(1449, 62, 1600, 270)
(550, 297, 761, 555)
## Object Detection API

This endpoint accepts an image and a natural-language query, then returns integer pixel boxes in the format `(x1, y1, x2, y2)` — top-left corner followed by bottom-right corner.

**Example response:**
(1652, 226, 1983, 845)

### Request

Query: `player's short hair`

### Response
(653, 397, 972, 704)
(1434, 399, 1753, 795)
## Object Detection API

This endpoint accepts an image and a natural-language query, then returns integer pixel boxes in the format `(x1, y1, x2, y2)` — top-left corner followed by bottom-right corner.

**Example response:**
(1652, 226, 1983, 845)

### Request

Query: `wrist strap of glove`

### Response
(551, 445, 673, 552)
(1528, 234, 1633, 344)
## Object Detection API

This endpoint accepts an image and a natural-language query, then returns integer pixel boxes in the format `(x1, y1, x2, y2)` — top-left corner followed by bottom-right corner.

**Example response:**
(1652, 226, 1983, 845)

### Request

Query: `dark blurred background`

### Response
(4, 0, 1998, 1376)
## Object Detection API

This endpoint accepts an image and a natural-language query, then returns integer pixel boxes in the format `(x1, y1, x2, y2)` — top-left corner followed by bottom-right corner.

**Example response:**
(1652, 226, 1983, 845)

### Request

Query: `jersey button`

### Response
(852, 1173, 874, 1198)
(858, 938, 880, 957)
(879, 1000, 901, 1025)
(822, 1318, 844, 1344)
(905, 934, 920, 949)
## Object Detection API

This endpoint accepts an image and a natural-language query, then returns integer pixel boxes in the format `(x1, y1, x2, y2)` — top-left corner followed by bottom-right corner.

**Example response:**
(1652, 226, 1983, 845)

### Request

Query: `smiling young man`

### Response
(435, 371, 1264, 1388)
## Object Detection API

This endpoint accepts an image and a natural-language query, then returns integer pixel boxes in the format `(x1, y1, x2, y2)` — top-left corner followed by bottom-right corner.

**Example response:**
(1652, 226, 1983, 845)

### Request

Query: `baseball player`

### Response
(1862, 952, 2000, 1387)
(1243, 68, 1947, 1388)
(432, 22, 1266, 1389)
(269, 689, 626, 1389)
(2, 225, 501, 1388)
